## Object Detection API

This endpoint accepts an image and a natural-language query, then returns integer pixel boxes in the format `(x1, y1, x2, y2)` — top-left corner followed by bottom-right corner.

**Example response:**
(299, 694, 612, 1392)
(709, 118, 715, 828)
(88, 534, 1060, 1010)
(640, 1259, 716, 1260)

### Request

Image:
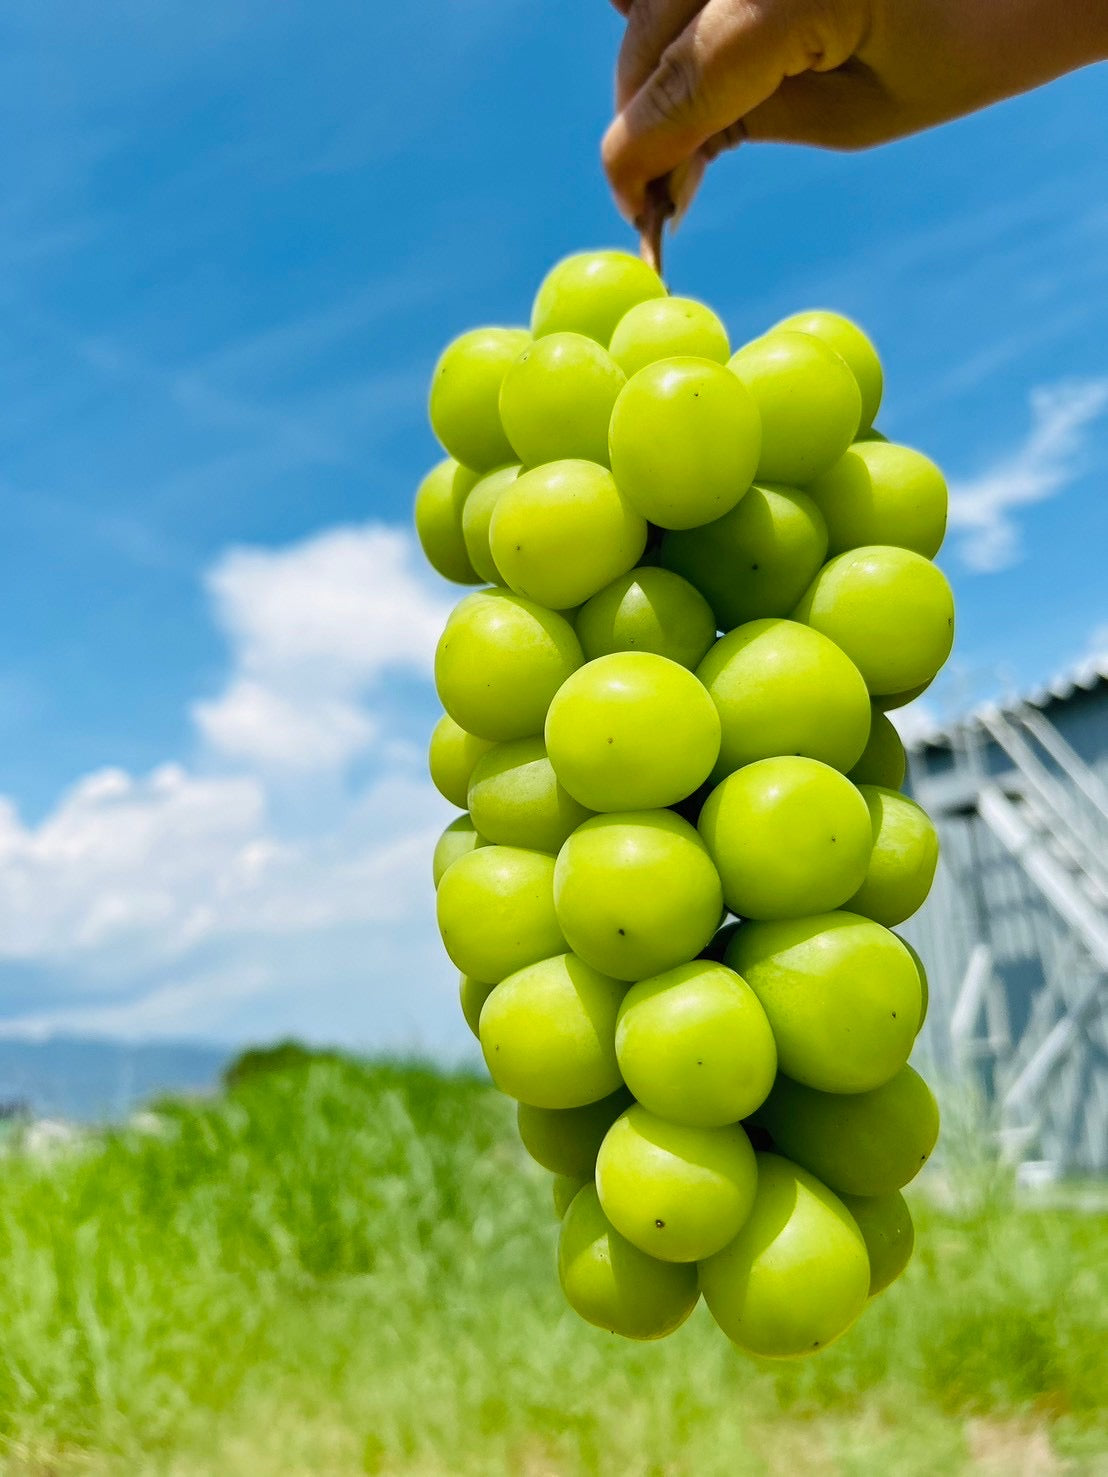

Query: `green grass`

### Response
(0, 1051, 1103, 1476)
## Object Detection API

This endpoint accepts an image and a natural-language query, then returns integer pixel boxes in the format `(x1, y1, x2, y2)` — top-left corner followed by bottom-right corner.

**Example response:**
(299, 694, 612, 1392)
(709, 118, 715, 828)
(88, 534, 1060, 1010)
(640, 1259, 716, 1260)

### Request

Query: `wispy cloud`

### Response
(948, 378, 1108, 572)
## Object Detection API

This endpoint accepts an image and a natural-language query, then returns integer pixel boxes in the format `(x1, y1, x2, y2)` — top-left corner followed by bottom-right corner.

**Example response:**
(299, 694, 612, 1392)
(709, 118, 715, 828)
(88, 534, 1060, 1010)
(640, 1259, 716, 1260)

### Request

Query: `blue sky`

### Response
(0, 2, 1105, 1048)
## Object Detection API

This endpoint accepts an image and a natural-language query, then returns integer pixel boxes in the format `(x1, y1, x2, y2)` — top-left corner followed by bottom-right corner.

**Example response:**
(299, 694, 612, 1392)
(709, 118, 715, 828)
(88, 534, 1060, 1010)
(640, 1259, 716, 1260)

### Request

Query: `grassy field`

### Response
(0, 1049, 1103, 1477)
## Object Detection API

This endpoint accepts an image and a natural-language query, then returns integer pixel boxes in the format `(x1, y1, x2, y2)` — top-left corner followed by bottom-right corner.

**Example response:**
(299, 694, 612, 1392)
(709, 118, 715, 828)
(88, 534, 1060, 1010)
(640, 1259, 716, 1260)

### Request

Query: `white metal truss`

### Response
(911, 701, 1108, 1174)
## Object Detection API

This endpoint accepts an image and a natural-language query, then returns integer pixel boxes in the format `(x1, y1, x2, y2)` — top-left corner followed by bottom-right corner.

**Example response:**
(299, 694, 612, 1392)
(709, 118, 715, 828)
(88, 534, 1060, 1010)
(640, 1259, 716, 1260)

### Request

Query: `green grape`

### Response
(554, 811, 723, 980)
(428, 327, 531, 471)
(697, 618, 871, 780)
(490, 460, 647, 611)
(699, 919, 742, 962)
(858, 427, 889, 443)
(434, 589, 583, 740)
(847, 707, 907, 789)
(531, 250, 666, 346)
(436, 845, 564, 983)
(616, 960, 776, 1126)
(432, 815, 488, 887)
(609, 295, 730, 376)
(793, 546, 955, 698)
(575, 567, 716, 670)
(698, 757, 873, 920)
(660, 484, 828, 630)
(499, 332, 626, 466)
(848, 786, 940, 925)
(754, 1066, 940, 1196)
(479, 952, 625, 1108)
(838, 1189, 915, 1295)
(724, 912, 920, 1093)
(873, 678, 934, 712)
(461, 464, 521, 585)
(558, 1183, 699, 1339)
(773, 310, 883, 430)
(596, 1105, 758, 1262)
(428, 714, 496, 809)
(895, 933, 929, 1032)
(608, 357, 760, 529)
(699, 1152, 870, 1358)
(728, 332, 861, 484)
(467, 737, 593, 854)
(807, 440, 948, 558)
(459, 973, 496, 1039)
(553, 1173, 590, 1219)
(545, 652, 721, 811)
(413, 459, 483, 584)
(517, 1086, 632, 1177)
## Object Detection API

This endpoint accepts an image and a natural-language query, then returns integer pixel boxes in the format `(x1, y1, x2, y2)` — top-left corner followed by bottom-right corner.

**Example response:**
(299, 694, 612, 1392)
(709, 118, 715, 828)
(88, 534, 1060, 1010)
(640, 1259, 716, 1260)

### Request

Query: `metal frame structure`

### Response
(906, 665, 1108, 1176)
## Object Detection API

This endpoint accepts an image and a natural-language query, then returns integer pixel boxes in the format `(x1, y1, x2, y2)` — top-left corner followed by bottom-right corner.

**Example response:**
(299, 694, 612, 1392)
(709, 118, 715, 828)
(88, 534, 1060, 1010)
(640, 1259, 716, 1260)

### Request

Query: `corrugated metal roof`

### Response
(907, 652, 1108, 751)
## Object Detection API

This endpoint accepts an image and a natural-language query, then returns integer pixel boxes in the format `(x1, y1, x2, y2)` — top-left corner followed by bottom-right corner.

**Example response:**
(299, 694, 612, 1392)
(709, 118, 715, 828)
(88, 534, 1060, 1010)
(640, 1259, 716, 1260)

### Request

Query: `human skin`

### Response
(600, 0, 1108, 222)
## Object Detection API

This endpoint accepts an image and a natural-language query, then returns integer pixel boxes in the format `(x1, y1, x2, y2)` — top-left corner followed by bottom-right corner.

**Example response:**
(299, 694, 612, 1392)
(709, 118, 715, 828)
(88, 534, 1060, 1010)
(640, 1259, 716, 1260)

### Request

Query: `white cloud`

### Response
(948, 378, 1108, 571)
(193, 523, 453, 770)
(0, 522, 465, 1048)
(888, 700, 942, 749)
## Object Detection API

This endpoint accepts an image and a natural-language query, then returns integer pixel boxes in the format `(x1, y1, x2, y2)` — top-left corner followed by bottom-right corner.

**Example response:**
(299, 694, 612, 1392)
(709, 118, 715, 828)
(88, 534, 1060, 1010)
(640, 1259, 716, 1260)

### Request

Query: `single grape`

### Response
(728, 332, 861, 484)
(807, 440, 947, 558)
(894, 933, 930, 1031)
(428, 327, 531, 471)
(499, 332, 626, 467)
(698, 757, 873, 920)
(480, 952, 625, 1108)
(432, 815, 488, 887)
(660, 483, 828, 630)
(461, 464, 521, 585)
(608, 357, 760, 529)
(414, 459, 483, 584)
(490, 460, 647, 611)
(575, 567, 717, 670)
(697, 618, 871, 780)
(436, 845, 564, 983)
(699, 1152, 871, 1358)
(724, 912, 920, 1093)
(773, 310, 883, 430)
(847, 707, 907, 789)
(553, 1173, 590, 1219)
(847, 786, 940, 925)
(609, 295, 730, 376)
(505, 332, 632, 463)
(467, 737, 593, 854)
(554, 811, 723, 980)
(434, 589, 583, 740)
(793, 546, 955, 698)
(545, 652, 721, 811)
(459, 973, 496, 1039)
(616, 960, 776, 1127)
(517, 1086, 633, 1178)
(558, 1182, 700, 1339)
(428, 714, 497, 809)
(532, 250, 666, 346)
(873, 678, 935, 712)
(754, 1066, 940, 1196)
(596, 1106, 758, 1262)
(838, 1189, 915, 1295)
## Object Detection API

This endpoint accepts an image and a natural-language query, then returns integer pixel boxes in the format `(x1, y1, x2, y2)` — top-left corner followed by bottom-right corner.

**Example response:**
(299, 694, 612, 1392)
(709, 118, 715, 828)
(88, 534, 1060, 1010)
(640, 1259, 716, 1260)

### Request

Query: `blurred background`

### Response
(0, 3, 1104, 1473)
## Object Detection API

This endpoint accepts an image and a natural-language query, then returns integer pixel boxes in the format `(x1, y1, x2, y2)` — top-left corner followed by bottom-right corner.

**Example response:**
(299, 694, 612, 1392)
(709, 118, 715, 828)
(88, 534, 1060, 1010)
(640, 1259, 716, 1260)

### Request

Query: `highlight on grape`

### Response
(417, 248, 952, 1358)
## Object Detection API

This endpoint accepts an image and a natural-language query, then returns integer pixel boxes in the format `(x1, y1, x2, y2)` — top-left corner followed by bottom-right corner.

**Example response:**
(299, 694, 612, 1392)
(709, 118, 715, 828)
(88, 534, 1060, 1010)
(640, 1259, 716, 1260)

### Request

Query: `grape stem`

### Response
(638, 178, 674, 281)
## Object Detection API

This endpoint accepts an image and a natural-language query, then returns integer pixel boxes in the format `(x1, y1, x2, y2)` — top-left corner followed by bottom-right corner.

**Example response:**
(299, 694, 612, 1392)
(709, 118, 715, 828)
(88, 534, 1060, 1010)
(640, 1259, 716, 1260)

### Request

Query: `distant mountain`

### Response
(0, 1037, 233, 1123)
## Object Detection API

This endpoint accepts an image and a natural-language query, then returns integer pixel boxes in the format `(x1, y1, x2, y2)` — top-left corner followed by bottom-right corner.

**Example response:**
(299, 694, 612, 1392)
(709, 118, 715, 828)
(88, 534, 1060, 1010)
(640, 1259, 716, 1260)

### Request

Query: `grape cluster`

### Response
(417, 250, 951, 1358)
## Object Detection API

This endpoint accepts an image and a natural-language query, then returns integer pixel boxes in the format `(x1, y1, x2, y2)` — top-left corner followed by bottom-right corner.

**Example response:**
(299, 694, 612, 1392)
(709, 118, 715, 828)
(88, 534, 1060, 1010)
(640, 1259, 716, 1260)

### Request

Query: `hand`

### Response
(602, 0, 1108, 224)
